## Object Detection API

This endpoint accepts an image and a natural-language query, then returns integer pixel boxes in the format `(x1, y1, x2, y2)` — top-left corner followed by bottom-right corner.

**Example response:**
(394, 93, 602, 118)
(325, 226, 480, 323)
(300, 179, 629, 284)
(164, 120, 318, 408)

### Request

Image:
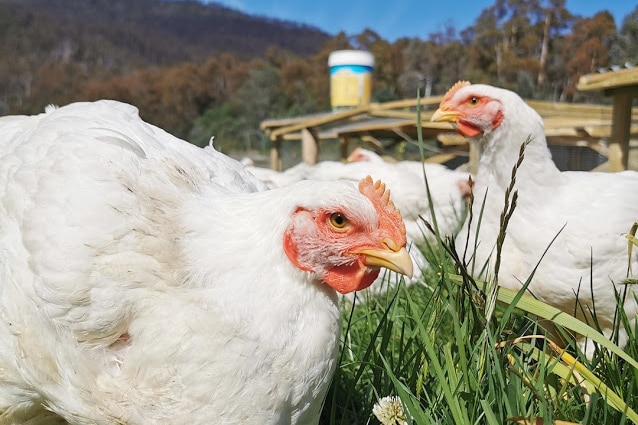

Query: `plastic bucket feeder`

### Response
(328, 50, 374, 110)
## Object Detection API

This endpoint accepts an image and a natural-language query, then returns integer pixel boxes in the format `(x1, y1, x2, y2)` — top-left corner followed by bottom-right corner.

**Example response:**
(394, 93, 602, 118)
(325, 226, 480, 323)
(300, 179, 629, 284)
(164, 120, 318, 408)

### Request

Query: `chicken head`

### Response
(431, 80, 505, 137)
(283, 176, 413, 294)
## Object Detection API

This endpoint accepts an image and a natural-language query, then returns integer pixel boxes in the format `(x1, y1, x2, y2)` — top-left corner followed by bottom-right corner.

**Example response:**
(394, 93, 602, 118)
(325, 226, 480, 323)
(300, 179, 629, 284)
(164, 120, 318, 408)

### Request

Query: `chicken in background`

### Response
(346, 147, 473, 238)
(432, 80, 638, 356)
(0, 100, 413, 424)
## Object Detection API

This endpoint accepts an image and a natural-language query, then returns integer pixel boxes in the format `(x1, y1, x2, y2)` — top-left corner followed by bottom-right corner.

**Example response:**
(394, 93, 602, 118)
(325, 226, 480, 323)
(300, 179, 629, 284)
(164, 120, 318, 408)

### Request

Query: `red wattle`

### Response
(323, 260, 380, 294)
(457, 121, 482, 137)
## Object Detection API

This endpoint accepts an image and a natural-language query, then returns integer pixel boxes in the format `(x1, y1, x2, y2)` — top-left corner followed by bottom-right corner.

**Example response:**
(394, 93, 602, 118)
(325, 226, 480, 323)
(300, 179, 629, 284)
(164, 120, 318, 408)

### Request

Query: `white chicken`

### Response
(0, 100, 413, 424)
(431, 81, 638, 354)
(244, 160, 428, 296)
(347, 147, 386, 163)
(348, 147, 444, 178)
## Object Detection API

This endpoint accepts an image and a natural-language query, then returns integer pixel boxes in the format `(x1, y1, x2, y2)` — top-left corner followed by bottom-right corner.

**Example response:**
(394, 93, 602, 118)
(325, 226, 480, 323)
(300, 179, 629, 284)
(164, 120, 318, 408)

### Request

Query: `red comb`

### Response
(442, 80, 471, 105)
(358, 176, 406, 242)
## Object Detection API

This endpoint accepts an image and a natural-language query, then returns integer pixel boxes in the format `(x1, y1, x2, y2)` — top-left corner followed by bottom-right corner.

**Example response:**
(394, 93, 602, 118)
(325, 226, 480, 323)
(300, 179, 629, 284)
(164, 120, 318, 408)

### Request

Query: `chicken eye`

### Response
(329, 212, 348, 229)
(468, 96, 479, 105)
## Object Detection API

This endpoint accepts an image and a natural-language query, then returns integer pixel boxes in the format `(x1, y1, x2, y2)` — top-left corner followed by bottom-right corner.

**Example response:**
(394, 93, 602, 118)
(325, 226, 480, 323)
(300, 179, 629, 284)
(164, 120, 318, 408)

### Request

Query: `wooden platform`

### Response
(577, 66, 638, 171)
(260, 93, 638, 172)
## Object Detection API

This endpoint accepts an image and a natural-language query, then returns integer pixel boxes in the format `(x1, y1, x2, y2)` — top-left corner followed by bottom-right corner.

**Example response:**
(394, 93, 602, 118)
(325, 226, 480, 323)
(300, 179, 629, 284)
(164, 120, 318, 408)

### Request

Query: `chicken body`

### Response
(432, 82, 638, 353)
(0, 100, 411, 424)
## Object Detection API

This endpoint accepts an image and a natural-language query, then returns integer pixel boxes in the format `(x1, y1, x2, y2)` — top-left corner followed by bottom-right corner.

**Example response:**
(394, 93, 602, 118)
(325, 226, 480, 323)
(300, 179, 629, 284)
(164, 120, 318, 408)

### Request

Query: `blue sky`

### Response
(206, 0, 636, 42)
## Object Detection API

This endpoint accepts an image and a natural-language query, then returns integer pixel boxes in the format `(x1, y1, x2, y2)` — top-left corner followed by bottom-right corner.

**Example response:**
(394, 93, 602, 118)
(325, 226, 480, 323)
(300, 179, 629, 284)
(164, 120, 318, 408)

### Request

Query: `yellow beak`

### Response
(357, 245, 414, 278)
(431, 107, 460, 123)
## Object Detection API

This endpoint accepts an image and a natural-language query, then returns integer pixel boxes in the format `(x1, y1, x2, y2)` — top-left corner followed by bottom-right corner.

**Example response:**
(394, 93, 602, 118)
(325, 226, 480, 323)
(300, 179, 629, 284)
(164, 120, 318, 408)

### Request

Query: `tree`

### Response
(354, 29, 404, 102)
(562, 11, 616, 100)
(610, 5, 638, 65)
(461, 0, 579, 98)
(423, 23, 468, 95)
(279, 58, 319, 115)
(397, 39, 435, 98)
(190, 64, 284, 151)
(537, 0, 573, 89)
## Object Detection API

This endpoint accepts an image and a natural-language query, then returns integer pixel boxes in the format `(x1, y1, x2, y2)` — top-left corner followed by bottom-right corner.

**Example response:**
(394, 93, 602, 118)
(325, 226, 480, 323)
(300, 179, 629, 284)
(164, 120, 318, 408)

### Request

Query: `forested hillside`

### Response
(0, 0, 329, 117)
(1, 0, 637, 152)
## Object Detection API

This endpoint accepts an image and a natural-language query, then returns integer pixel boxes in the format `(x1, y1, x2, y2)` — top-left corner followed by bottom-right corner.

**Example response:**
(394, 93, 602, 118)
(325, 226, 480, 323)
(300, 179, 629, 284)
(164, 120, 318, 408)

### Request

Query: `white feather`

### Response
(0, 100, 404, 424)
(440, 83, 638, 355)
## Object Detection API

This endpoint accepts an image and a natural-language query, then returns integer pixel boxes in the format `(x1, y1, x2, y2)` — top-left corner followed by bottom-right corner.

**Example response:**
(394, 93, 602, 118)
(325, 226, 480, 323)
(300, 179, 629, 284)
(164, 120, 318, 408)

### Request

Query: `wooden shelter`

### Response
(260, 93, 638, 172)
(260, 97, 449, 170)
(577, 66, 638, 171)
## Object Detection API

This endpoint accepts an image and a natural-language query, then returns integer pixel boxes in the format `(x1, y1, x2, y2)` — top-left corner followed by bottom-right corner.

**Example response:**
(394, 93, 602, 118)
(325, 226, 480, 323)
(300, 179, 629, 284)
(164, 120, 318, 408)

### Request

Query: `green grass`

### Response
(319, 225, 638, 425)
(319, 96, 638, 424)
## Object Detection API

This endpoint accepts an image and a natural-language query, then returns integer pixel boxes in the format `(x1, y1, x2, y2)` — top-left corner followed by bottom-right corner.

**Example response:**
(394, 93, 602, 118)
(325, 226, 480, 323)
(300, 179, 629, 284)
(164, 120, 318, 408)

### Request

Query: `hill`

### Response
(0, 0, 330, 64)
(0, 0, 331, 114)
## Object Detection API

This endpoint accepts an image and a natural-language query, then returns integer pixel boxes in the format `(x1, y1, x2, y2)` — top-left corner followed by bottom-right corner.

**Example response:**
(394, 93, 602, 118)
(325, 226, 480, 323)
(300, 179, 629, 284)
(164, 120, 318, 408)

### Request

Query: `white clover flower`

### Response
(372, 395, 408, 425)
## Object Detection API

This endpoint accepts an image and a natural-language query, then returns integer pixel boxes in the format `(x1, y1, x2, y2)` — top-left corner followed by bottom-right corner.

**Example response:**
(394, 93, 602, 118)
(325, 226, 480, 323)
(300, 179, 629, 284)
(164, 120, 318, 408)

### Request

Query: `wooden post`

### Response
(608, 90, 633, 171)
(270, 139, 282, 170)
(301, 128, 319, 164)
(339, 135, 349, 162)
